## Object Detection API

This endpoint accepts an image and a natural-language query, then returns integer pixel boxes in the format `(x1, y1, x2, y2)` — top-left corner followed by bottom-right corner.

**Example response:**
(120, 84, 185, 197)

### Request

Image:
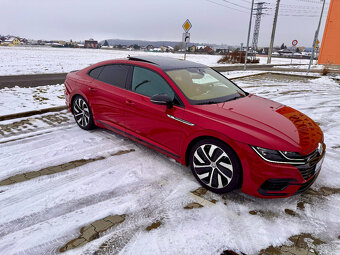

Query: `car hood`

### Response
(192, 94, 323, 154)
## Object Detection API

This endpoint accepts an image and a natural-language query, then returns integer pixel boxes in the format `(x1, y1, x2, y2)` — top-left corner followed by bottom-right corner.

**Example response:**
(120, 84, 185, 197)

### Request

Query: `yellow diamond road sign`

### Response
(183, 19, 192, 32)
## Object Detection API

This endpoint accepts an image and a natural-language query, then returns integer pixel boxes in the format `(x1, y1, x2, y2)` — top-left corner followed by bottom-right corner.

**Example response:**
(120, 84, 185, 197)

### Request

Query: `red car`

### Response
(64, 56, 325, 198)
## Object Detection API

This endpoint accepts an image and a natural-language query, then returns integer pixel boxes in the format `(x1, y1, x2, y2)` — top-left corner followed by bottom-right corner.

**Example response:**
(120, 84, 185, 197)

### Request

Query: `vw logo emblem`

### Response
(317, 143, 323, 155)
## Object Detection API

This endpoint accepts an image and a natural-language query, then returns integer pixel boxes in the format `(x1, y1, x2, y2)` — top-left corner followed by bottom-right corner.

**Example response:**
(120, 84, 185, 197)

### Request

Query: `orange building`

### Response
(318, 0, 340, 65)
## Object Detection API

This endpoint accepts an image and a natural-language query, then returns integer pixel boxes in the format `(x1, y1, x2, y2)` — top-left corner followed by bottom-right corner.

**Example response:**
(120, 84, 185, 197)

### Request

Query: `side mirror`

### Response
(150, 93, 173, 109)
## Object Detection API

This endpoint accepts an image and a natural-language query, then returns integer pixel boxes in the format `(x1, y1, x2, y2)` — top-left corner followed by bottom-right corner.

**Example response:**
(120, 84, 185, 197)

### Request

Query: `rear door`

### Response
(88, 64, 132, 129)
(123, 66, 186, 156)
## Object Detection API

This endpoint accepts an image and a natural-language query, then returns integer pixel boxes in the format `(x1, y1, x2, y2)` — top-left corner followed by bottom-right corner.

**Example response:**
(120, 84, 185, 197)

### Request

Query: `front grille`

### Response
(295, 144, 325, 180)
(295, 173, 319, 194)
(296, 164, 316, 180)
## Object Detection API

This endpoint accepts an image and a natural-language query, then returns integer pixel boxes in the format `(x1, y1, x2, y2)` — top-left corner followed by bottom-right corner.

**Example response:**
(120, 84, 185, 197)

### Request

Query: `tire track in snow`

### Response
(0, 148, 136, 209)
(18, 175, 197, 254)
(0, 149, 134, 187)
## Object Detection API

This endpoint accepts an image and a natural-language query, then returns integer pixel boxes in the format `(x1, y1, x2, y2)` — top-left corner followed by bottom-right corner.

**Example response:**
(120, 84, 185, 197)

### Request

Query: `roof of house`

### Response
(4, 37, 18, 42)
(127, 55, 206, 71)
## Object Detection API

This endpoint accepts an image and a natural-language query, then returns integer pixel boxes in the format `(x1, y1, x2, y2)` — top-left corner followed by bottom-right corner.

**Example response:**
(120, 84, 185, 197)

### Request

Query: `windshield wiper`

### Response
(196, 101, 220, 105)
(223, 96, 241, 103)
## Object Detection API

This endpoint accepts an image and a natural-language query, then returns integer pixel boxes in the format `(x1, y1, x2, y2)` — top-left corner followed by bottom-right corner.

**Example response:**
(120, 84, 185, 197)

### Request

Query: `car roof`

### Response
(127, 55, 207, 71)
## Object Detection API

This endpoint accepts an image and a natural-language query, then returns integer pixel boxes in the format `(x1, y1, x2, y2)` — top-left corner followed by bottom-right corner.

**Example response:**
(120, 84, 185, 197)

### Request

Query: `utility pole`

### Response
(307, 0, 326, 73)
(267, 0, 280, 64)
(252, 2, 265, 61)
(244, 0, 255, 70)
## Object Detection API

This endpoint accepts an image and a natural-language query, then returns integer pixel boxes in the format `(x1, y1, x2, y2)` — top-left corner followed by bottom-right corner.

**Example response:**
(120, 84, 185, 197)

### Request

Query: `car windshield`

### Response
(166, 67, 247, 105)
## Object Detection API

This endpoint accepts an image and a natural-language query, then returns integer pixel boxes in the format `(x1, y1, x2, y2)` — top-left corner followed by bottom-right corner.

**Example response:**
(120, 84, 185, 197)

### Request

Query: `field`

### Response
(0, 46, 312, 75)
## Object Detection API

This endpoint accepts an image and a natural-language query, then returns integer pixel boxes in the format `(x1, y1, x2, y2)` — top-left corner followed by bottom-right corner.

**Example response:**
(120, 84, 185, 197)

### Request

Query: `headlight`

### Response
(251, 146, 305, 165)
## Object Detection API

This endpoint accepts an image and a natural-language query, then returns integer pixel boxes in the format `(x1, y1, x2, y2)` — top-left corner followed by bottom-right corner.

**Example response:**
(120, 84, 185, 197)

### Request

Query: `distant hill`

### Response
(100, 39, 225, 48)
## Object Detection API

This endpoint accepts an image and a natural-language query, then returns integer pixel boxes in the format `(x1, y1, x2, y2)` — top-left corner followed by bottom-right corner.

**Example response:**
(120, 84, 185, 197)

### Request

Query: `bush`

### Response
(218, 52, 259, 64)
(321, 67, 330, 76)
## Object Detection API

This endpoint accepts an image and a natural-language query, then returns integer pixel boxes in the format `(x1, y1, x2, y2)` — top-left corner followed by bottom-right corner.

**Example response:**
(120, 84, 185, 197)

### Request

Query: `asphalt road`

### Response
(0, 73, 67, 88)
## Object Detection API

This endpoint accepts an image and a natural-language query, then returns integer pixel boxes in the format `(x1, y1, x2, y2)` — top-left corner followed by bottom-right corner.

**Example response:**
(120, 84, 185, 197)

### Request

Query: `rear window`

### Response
(97, 65, 130, 88)
(88, 66, 104, 79)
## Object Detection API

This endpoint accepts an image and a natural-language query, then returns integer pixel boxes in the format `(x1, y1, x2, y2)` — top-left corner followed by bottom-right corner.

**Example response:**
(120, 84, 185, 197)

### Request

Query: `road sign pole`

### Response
(308, 0, 326, 74)
(182, 19, 192, 60)
(291, 50, 293, 65)
(291, 40, 298, 65)
(244, 0, 255, 71)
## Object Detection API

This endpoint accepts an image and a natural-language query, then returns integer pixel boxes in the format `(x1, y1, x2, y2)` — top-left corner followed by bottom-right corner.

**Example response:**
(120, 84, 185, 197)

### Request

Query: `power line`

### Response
(279, 14, 319, 17)
(205, 0, 249, 13)
(220, 0, 249, 10)
(295, 0, 326, 4)
(238, 0, 251, 4)
(280, 4, 329, 9)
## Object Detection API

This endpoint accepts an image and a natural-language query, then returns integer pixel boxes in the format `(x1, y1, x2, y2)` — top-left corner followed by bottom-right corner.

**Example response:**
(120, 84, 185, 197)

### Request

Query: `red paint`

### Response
(65, 59, 325, 198)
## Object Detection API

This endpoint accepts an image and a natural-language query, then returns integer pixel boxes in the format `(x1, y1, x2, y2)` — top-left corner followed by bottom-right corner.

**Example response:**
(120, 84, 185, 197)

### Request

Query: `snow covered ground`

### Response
(0, 73, 339, 254)
(0, 84, 65, 116)
(0, 46, 312, 76)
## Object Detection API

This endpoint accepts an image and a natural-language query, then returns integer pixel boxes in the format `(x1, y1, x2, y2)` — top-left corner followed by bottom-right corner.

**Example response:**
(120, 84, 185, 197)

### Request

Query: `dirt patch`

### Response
(221, 250, 245, 255)
(191, 187, 207, 197)
(0, 111, 73, 137)
(190, 187, 220, 206)
(284, 209, 298, 217)
(145, 221, 162, 231)
(318, 186, 340, 196)
(296, 186, 340, 210)
(248, 210, 278, 219)
(237, 73, 312, 83)
(60, 214, 126, 252)
(260, 233, 326, 255)
(297, 202, 305, 210)
(184, 202, 203, 210)
(0, 149, 135, 186)
(279, 89, 312, 95)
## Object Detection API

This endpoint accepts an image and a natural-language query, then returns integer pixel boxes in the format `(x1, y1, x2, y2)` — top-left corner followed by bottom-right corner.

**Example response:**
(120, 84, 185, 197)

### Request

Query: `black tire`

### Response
(72, 95, 95, 130)
(189, 139, 241, 194)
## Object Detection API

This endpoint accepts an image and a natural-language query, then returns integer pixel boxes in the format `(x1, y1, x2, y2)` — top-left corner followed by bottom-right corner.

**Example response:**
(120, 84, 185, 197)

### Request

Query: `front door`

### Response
(123, 66, 186, 156)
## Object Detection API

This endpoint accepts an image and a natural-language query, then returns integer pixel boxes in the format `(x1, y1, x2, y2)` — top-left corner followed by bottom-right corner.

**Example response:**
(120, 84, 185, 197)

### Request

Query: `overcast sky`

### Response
(2, 0, 330, 47)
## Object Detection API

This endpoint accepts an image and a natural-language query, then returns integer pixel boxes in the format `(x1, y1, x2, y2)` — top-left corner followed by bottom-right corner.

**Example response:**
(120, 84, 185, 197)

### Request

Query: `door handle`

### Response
(89, 87, 96, 92)
(125, 99, 135, 106)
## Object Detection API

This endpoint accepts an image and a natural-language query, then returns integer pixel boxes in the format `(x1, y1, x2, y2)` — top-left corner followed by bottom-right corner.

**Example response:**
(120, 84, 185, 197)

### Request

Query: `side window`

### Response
(132, 67, 175, 100)
(88, 66, 104, 79)
(97, 65, 130, 88)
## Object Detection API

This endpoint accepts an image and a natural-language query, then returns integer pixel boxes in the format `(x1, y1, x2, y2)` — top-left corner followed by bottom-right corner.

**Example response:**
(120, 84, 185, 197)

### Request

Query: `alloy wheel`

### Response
(193, 144, 234, 189)
(73, 98, 90, 127)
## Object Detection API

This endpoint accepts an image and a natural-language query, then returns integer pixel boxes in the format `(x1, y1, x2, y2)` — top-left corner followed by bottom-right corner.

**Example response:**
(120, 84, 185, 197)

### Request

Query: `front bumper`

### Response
(238, 142, 325, 198)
